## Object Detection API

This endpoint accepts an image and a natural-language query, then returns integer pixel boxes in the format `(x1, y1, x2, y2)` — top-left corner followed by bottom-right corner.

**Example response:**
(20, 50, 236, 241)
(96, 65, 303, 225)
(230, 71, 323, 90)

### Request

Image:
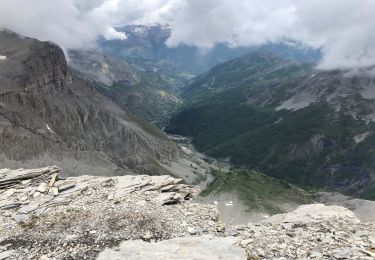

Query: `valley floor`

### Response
(170, 133, 375, 225)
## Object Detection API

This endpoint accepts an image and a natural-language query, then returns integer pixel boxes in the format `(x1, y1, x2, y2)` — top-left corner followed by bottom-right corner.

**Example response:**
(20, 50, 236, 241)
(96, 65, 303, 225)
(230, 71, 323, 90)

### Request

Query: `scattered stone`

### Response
(1, 167, 375, 260)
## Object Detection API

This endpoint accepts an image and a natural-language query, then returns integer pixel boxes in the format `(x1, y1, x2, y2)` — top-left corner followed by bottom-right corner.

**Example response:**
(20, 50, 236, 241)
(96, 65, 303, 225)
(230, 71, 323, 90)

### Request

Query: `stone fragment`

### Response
(18, 202, 39, 214)
(33, 191, 41, 198)
(310, 251, 323, 258)
(107, 194, 114, 200)
(48, 173, 58, 188)
(65, 235, 78, 241)
(4, 189, 15, 198)
(188, 227, 197, 235)
(359, 249, 375, 258)
(49, 187, 59, 196)
(12, 214, 29, 223)
(240, 239, 253, 247)
(142, 232, 153, 241)
(37, 183, 48, 193)
(0, 202, 22, 210)
(19, 195, 28, 201)
(155, 192, 182, 205)
(58, 184, 76, 193)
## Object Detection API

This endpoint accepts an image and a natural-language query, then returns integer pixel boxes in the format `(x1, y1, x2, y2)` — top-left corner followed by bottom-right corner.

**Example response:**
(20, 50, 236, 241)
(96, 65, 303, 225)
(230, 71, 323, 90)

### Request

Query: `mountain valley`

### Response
(1, 20, 375, 259)
(167, 50, 375, 199)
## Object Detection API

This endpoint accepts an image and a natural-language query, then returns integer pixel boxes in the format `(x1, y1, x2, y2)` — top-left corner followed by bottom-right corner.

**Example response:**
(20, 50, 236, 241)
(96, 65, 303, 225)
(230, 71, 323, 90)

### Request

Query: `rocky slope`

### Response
(68, 49, 181, 125)
(0, 166, 375, 259)
(0, 29, 179, 176)
(167, 51, 375, 198)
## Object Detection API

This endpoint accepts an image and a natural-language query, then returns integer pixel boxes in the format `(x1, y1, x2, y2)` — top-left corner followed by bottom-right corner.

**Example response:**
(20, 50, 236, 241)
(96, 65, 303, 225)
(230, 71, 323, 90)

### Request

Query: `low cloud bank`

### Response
(0, 0, 374, 71)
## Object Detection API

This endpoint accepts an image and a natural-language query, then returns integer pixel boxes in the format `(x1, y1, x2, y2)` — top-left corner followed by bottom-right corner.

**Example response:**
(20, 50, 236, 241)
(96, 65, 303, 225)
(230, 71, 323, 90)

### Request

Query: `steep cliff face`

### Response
(0, 30, 179, 176)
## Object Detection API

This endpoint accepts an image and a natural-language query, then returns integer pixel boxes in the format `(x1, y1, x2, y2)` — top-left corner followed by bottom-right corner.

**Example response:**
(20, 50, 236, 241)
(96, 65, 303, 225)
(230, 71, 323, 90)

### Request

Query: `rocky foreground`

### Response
(0, 167, 375, 259)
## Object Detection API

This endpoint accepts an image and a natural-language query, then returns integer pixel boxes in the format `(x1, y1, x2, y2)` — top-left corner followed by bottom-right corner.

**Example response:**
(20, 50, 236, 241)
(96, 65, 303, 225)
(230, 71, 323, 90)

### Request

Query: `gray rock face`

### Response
(68, 48, 182, 125)
(68, 49, 139, 87)
(0, 30, 179, 176)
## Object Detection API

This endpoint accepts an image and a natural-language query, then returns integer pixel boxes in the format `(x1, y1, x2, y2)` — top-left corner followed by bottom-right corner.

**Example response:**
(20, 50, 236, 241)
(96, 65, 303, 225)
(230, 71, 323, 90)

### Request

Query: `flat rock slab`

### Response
(97, 236, 246, 260)
(265, 204, 359, 224)
(0, 250, 15, 260)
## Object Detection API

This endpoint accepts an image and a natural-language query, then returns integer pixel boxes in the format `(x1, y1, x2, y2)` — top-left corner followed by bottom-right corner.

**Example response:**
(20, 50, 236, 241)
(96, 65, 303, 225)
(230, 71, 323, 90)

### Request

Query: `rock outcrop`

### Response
(1, 166, 375, 259)
(0, 166, 216, 259)
(0, 30, 179, 176)
(239, 204, 375, 259)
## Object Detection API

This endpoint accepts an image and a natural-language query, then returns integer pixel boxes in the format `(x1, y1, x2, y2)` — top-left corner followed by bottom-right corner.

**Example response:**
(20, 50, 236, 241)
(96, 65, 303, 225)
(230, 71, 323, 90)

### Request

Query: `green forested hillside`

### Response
(167, 51, 375, 198)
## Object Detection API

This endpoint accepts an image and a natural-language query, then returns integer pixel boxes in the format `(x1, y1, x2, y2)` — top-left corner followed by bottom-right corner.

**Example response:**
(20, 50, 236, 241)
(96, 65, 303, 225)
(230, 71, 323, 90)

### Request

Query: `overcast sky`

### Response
(0, 0, 374, 70)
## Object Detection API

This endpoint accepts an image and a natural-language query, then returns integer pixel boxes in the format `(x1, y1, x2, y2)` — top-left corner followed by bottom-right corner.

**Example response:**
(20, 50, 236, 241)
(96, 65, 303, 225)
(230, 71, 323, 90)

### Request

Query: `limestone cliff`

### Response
(0, 30, 179, 176)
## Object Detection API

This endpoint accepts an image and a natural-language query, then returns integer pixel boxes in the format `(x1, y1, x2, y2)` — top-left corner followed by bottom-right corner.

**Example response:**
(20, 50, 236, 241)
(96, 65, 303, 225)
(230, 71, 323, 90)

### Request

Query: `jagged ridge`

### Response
(0, 30, 179, 176)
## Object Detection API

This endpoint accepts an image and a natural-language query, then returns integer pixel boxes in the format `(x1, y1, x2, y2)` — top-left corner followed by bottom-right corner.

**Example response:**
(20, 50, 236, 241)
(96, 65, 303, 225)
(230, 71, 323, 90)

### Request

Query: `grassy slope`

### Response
(202, 169, 312, 214)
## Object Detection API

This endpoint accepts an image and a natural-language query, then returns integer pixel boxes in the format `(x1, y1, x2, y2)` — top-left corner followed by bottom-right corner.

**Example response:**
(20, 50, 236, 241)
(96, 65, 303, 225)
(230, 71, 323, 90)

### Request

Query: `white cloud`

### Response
(161, 0, 375, 70)
(291, 0, 375, 70)
(0, 0, 374, 70)
(0, 0, 159, 49)
(164, 0, 295, 48)
(104, 27, 127, 40)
